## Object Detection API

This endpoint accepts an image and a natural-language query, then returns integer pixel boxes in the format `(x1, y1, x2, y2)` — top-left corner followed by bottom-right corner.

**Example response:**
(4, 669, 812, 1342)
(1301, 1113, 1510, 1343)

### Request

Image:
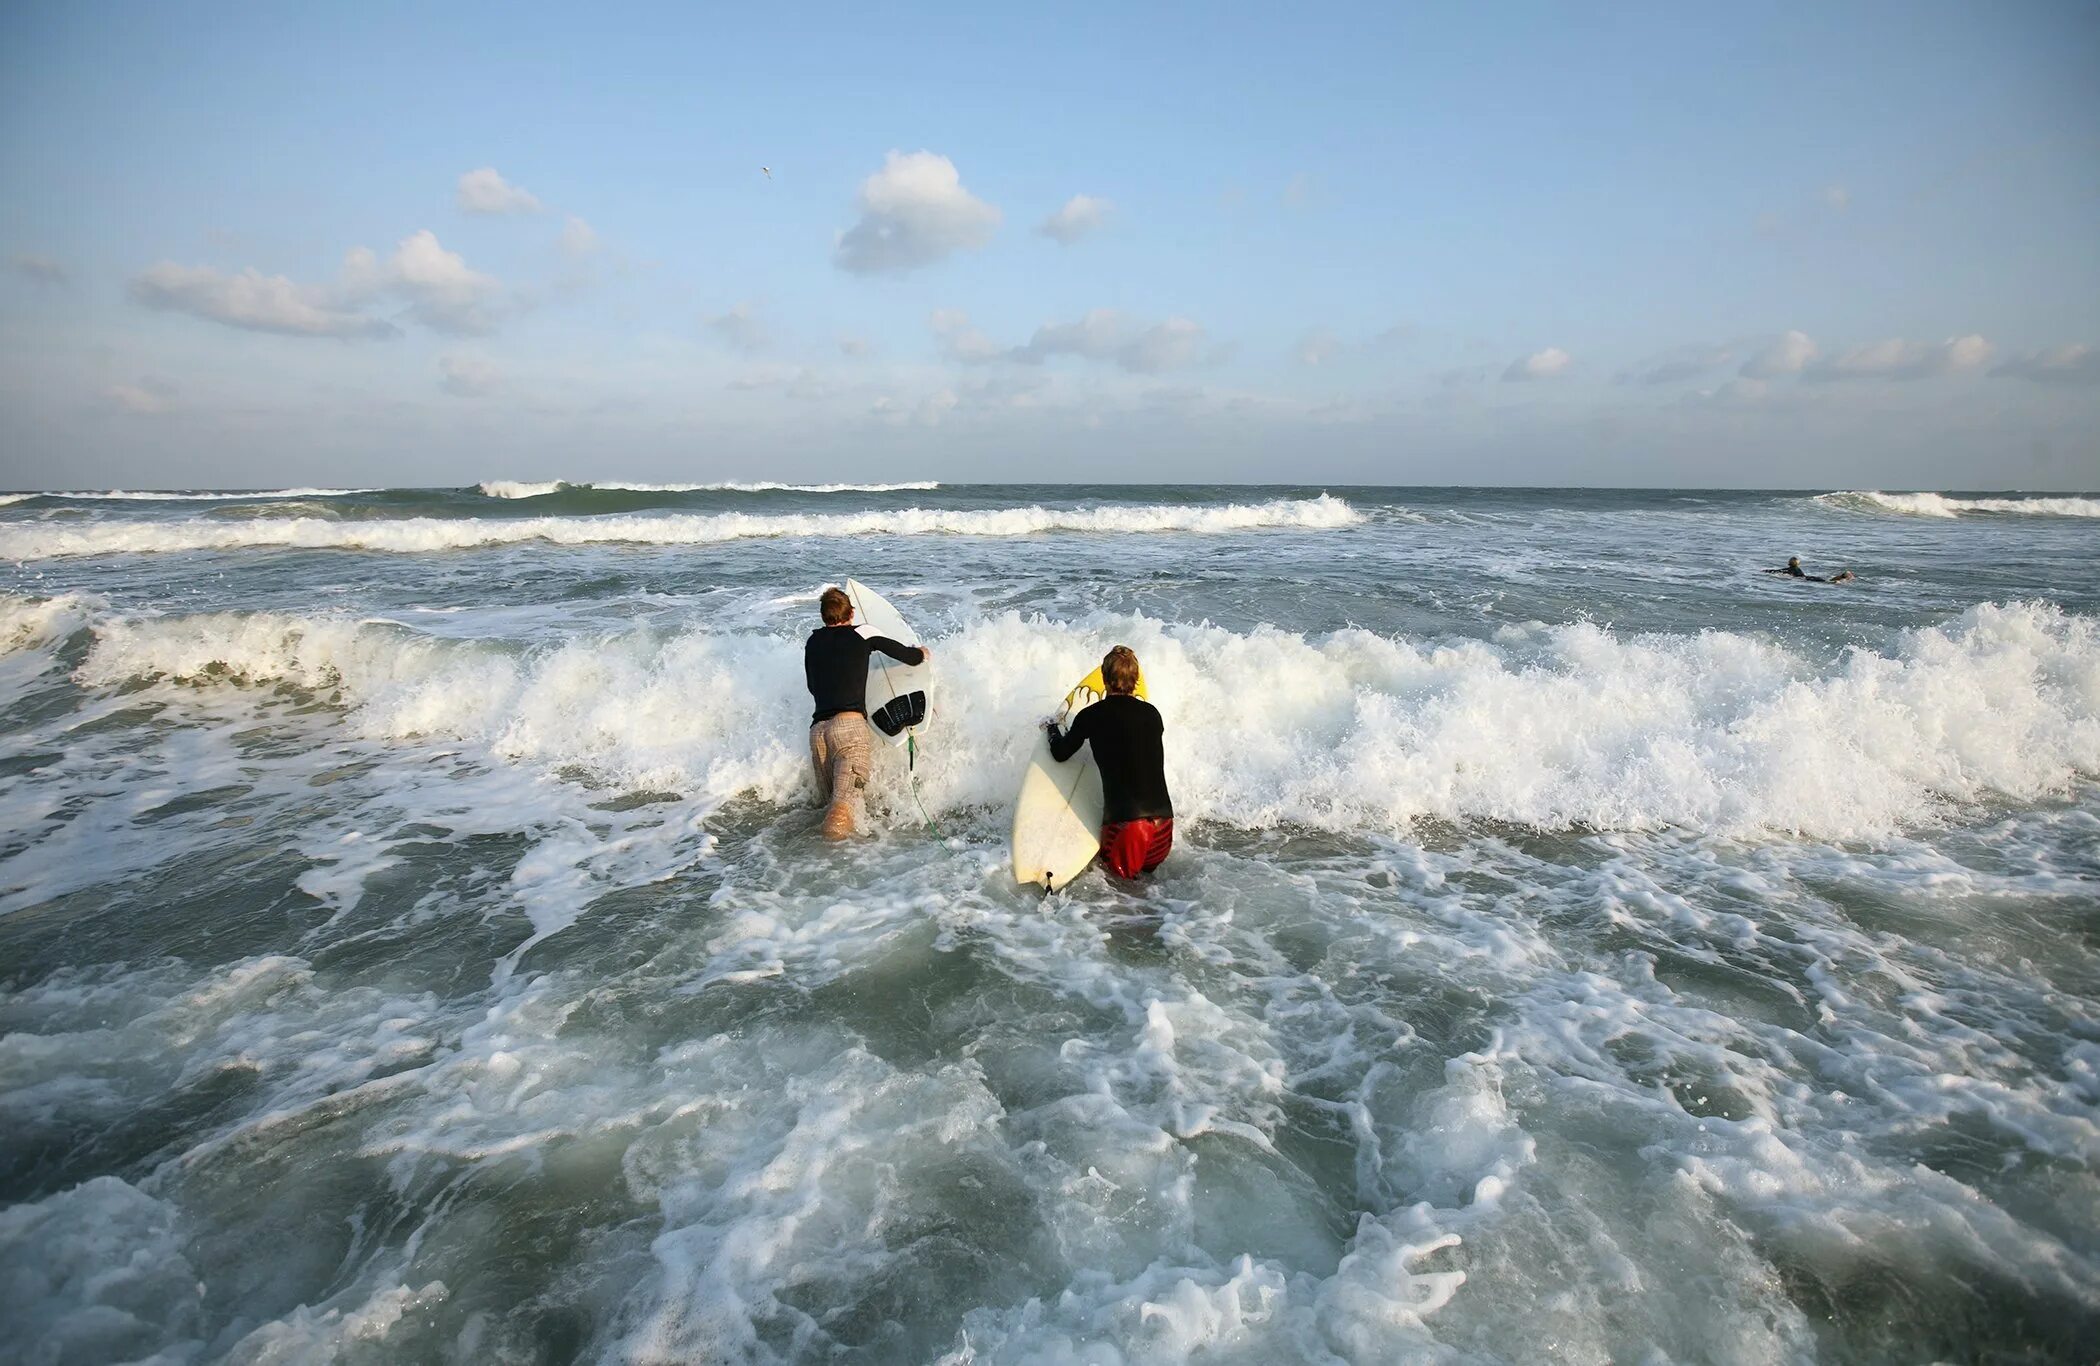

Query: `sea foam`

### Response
(66, 598, 2100, 843)
(0, 496, 1359, 559)
(476, 478, 941, 497)
(1816, 490, 2100, 518)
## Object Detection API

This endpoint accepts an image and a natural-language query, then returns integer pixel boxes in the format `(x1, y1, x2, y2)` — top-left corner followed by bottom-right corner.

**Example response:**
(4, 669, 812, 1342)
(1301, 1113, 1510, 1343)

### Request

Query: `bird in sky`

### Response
(761, 166, 771, 179)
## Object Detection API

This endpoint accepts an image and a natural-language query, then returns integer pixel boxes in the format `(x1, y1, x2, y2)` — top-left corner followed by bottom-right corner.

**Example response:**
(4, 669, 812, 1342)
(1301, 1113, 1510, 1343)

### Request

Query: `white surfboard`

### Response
(844, 578, 930, 749)
(1011, 666, 1147, 891)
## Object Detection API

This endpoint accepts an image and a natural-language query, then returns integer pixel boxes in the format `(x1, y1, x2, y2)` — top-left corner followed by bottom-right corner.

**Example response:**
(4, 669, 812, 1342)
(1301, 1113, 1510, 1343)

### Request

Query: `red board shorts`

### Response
(1100, 818, 1174, 879)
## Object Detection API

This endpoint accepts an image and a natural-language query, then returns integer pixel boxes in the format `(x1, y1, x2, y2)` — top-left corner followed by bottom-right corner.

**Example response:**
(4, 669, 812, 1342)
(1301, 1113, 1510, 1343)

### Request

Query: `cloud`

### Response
(704, 302, 769, 353)
(833, 150, 1000, 275)
(929, 309, 1003, 363)
(837, 334, 871, 358)
(1990, 343, 2100, 386)
(558, 216, 600, 257)
(1740, 330, 1818, 378)
(130, 261, 397, 338)
(439, 354, 501, 397)
(1619, 345, 1733, 386)
(457, 167, 542, 215)
(342, 230, 504, 335)
(1822, 184, 1851, 212)
(1011, 309, 1211, 373)
(1684, 377, 1770, 408)
(1121, 318, 1208, 373)
(11, 253, 66, 285)
(914, 389, 960, 426)
(1296, 329, 1343, 366)
(106, 378, 176, 414)
(1804, 334, 1990, 382)
(1503, 346, 1572, 381)
(1039, 194, 1111, 245)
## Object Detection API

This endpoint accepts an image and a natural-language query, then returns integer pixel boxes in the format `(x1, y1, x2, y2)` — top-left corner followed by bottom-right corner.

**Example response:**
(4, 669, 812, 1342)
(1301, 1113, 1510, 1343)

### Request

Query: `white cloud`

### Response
(1805, 334, 1990, 382)
(457, 167, 542, 215)
(11, 253, 66, 284)
(1039, 194, 1111, 244)
(130, 262, 396, 338)
(1010, 309, 1210, 373)
(440, 354, 501, 397)
(1990, 343, 2100, 386)
(558, 216, 600, 257)
(1740, 330, 1817, 378)
(704, 302, 769, 353)
(1503, 346, 1572, 381)
(833, 150, 1000, 274)
(342, 230, 504, 335)
(914, 389, 960, 426)
(929, 309, 1003, 363)
(1296, 329, 1343, 366)
(1121, 318, 1208, 374)
(106, 379, 176, 414)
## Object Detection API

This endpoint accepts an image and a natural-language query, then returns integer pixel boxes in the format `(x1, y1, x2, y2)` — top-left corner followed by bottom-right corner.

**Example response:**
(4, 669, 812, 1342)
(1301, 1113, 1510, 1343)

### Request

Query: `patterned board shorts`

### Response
(810, 713, 872, 827)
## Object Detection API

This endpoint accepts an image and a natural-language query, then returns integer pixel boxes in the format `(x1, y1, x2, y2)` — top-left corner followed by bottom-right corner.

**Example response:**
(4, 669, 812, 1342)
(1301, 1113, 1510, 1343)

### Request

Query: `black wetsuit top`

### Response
(1048, 693, 1173, 823)
(1764, 565, 1826, 582)
(806, 625, 924, 723)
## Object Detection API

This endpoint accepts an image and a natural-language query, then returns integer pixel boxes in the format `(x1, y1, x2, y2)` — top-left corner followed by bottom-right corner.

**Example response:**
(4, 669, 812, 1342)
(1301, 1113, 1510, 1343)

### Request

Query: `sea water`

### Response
(0, 483, 2095, 1364)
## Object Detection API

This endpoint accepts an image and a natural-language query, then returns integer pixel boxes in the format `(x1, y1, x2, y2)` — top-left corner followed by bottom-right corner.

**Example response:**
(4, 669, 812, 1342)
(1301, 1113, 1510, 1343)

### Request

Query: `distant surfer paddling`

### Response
(1763, 556, 1855, 584)
(806, 585, 929, 840)
(1044, 646, 1174, 879)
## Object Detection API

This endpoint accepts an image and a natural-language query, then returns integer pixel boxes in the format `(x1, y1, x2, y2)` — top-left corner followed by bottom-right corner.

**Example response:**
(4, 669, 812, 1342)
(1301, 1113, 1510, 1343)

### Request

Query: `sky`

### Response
(1, 1, 2096, 490)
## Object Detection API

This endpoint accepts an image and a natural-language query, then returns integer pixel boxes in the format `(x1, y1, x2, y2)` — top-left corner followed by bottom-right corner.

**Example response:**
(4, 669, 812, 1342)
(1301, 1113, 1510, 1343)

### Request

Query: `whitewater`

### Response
(1, 484, 2095, 1365)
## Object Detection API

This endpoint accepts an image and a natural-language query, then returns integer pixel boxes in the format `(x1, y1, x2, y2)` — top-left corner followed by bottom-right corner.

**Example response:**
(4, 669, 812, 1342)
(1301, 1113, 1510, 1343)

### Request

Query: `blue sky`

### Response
(2, 1, 2096, 488)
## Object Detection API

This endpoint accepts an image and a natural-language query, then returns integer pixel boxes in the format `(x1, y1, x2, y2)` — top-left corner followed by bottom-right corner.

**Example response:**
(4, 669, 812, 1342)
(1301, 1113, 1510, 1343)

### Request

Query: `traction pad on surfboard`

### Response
(871, 689, 928, 737)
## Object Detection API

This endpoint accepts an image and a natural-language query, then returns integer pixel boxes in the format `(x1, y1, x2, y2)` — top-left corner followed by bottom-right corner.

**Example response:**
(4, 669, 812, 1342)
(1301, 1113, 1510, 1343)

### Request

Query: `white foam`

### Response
(34, 487, 379, 501)
(1816, 490, 2100, 518)
(61, 598, 2100, 846)
(0, 591, 99, 655)
(476, 478, 941, 497)
(0, 1177, 208, 1364)
(0, 496, 1361, 559)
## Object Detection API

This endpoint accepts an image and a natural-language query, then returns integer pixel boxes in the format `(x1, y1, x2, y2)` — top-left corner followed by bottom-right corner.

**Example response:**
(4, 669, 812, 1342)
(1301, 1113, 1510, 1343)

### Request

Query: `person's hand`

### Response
(917, 644, 933, 662)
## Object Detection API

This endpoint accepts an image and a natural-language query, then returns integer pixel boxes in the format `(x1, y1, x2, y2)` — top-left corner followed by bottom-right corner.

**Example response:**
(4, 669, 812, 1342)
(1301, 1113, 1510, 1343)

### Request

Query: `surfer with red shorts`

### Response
(1045, 645, 1174, 879)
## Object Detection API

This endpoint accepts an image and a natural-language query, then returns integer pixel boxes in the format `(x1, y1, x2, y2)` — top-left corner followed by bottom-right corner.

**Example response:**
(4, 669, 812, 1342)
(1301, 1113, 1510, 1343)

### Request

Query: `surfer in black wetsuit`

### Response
(1045, 645, 1174, 878)
(1763, 556, 1855, 584)
(806, 585, 928, 839)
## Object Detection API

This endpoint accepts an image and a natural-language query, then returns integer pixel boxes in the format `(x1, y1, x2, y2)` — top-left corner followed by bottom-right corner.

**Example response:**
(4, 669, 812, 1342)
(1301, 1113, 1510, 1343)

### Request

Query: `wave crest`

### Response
(70, 600, 2100, 842)
(0, 496, 1360, 559)
(1816, 490, 2100, 519)
(476, 479, 940, 498)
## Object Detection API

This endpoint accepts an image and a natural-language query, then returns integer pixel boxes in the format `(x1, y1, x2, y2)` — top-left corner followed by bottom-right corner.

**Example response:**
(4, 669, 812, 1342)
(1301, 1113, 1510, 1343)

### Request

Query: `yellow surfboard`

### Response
(1010, 665, 1146, 890)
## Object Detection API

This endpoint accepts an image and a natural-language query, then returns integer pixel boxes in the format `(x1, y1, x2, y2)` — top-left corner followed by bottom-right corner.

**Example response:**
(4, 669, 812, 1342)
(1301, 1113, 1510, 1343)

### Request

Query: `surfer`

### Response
(1045, 646, 1174, 879)
(806, 586, 929, 839)
(1763, 556, 1854, 584)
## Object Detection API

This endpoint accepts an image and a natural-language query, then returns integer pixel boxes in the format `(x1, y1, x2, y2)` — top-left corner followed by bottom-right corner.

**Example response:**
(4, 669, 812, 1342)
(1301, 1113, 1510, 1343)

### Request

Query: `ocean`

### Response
(1, 482, 2096, 1364)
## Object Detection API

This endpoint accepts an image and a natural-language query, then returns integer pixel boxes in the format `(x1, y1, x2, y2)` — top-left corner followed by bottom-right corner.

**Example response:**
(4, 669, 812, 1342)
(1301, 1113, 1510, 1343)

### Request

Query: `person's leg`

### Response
(821, 714, 871, 840)
(810, 722, 834, 805)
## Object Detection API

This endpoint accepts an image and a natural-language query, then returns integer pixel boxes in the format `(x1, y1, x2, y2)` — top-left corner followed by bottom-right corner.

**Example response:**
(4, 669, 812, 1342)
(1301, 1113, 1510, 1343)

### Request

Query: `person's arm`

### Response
(1047, 706, 1091, 762)
(867, 634, 927, 666)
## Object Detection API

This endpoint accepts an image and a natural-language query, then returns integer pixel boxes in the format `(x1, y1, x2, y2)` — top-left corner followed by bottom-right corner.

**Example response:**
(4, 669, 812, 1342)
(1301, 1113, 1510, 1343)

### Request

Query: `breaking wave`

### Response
(18, 487, 380, 502)
(0, 496, 1359, 559)
(476, 479, 940, 498)
(55, 597, 2100, 843)
(1816, 490, 2100, 519)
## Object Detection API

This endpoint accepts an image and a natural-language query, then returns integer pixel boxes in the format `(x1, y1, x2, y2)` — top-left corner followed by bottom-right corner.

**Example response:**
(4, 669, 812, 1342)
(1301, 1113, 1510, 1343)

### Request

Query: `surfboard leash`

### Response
(906, 732, 941, 837)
